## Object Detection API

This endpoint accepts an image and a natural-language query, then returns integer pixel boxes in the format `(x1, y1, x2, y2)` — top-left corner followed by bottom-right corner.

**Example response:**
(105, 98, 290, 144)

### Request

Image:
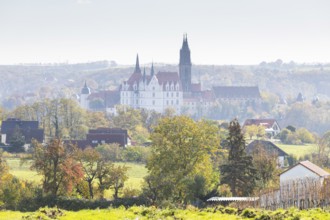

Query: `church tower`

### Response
(179, 34, 192, 92)
(80, 81, 91, 109)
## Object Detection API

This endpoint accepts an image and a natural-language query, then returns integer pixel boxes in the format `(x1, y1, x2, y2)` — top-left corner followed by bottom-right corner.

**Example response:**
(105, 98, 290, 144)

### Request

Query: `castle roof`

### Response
(212, 86, 261, 99)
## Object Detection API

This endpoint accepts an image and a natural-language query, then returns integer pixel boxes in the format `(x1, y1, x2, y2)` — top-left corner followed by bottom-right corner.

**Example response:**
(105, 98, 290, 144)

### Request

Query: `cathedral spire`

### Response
(143, 67, 146, 82)
(150, 62, 155, 77)
(134, 54, 141, 73)
(179, 34, 192, 92)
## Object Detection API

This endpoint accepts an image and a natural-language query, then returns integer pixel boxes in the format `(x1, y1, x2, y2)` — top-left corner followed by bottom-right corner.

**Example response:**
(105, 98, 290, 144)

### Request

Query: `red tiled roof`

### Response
(127, 72, 142, 86)
(201, 90, 215, 101)
(280, 160, 330, 177)
(156, 72, 180, 84)
(191, 83, 201, 92)
(299, 161, 330, 177)
(243, 119, 277, 129)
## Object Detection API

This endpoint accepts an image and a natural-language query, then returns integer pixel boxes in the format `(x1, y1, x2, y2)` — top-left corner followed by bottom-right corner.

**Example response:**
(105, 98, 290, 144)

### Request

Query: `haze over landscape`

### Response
(2, 1, 330, 218)
(1, 0, 330, 65)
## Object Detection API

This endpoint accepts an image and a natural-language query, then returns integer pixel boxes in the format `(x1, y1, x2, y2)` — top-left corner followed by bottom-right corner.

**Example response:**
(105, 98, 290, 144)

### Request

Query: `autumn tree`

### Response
(145, 116, 220, 204)
(31, 139, 84, 196)
(251, 143, 279, 189)
(220, 119, 257, 196)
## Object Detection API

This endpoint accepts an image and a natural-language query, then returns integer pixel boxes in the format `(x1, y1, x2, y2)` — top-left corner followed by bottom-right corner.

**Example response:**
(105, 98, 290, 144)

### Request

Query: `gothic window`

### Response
(176, 85, 179, 90)
(167, 92, 169, 97)
(152, 100, 155, 105)
(153, 93, 155, 97)
(171, 93, 173, 97)
(176, 92, 179, 97)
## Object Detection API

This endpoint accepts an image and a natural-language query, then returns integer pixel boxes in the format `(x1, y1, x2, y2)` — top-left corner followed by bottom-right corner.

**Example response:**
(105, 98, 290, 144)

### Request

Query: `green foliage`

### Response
(145, 116, 220, 204)
(220, 119, 258, 196)
(121, 146, 150, 163)
(9, 126, 25, 152)
(23, 206, 65, 220)
(96, 143, 122, 162)
(251, 144, 280, 189)
(277, 127, 316, 145)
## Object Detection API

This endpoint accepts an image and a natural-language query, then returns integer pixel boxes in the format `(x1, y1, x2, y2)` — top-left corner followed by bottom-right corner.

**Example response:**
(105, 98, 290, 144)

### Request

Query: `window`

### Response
(167, 92, 169, 97)
(153, 93, 155, 97)
(171, 100, 173, 105)
(176, 92, 179, 97)
(176, 100, 179, 105)
(152, 86, 155, 90)
(171, 93, 173, 97)
(92, 140, 98, 144)
(152, 100, 155, 105)
(167, 100, 169, 105)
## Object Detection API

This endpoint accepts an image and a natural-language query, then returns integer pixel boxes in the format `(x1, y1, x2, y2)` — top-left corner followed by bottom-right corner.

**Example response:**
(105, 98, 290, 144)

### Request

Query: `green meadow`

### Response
(5, 158, 148, 196)
(276, 143, 317, 159)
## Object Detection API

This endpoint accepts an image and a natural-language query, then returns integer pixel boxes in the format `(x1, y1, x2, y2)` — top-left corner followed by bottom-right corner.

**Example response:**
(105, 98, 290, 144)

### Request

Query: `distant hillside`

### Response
(0, 60, 329, 108)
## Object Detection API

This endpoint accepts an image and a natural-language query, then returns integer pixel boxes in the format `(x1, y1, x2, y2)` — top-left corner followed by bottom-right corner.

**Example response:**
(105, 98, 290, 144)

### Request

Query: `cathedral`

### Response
(80, 35, 261, 116)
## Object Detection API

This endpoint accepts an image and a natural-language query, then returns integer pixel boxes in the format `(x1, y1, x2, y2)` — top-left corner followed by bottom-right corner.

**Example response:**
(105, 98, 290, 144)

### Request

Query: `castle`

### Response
(80, 35, 261, 117)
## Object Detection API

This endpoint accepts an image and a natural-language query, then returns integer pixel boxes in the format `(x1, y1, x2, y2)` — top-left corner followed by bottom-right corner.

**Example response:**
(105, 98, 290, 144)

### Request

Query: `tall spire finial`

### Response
(134, 54, 141, 73)
(150, 62, 155, 77)
(143, 67, 146, 82)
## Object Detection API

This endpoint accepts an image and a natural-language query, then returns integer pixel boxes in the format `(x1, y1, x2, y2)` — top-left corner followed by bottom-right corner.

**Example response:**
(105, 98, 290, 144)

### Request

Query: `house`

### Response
(243, 119, 281, 137)
(260, 160, 330, 209)
(65, 128, 131, 149)
(280, 160, 329, 184)
(0, 118, 44, 144)
(246, 140, 288, 167)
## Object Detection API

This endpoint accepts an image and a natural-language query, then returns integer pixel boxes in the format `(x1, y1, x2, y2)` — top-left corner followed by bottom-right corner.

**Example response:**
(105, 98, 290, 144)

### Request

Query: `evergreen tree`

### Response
(220, 119, 257, 196)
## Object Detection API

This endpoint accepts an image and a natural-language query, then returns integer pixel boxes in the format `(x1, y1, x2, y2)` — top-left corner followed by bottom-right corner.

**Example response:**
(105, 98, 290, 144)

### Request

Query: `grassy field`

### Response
(5, 158, 148, 194)
(2, 206, 330, 220)
(276, 143, 317, 159)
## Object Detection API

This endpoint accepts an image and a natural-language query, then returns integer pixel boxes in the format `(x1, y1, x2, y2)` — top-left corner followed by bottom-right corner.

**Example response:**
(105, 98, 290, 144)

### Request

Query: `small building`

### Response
(260, 161, 330, 209)
(0, 118, 44, 144)
(246, 140, 288, 167)
(66, 128, 131, 149)
(280, 160, 329, 184)
(243, 119, 281, 137)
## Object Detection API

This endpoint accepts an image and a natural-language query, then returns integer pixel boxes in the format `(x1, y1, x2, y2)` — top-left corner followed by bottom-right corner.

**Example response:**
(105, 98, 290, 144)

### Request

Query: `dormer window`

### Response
(171, 85, 174, 90)
(133, 84, 137, 90)
(176, 85, 179, 91)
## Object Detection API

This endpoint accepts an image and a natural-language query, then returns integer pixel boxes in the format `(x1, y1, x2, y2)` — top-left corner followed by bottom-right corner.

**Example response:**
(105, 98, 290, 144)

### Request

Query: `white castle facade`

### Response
(80, 35, 261, 116)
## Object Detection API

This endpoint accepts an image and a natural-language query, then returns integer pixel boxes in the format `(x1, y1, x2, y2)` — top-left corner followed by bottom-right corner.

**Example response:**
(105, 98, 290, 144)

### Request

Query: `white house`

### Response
(243, 119, 281, 137)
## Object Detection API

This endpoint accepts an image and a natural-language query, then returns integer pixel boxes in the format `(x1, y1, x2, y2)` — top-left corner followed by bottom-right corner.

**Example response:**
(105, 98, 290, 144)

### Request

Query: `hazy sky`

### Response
(1, 0, 330, 65)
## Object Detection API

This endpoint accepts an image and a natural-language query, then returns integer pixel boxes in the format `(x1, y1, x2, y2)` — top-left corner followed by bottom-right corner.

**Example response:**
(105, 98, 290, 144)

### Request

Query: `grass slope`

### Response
(276, 143, 317, 159)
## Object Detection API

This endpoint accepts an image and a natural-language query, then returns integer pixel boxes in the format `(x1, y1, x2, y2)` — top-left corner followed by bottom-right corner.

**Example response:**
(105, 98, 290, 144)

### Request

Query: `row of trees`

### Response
(30, 139, 129, 200)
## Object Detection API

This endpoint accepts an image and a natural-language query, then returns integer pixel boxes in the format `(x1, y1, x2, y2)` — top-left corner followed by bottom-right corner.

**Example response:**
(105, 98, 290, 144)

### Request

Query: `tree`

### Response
(31, 139, 84, 196)
(245, 125, 258, 140)
(145, 116, 220, 204)
(9, 126, 25, 152)
(0, 149, 9, 183)
(77, 147, 101, 199)
(220, 119, 257, 196)
(107, 165, 129, 200)
(251, 143, 279, 189)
